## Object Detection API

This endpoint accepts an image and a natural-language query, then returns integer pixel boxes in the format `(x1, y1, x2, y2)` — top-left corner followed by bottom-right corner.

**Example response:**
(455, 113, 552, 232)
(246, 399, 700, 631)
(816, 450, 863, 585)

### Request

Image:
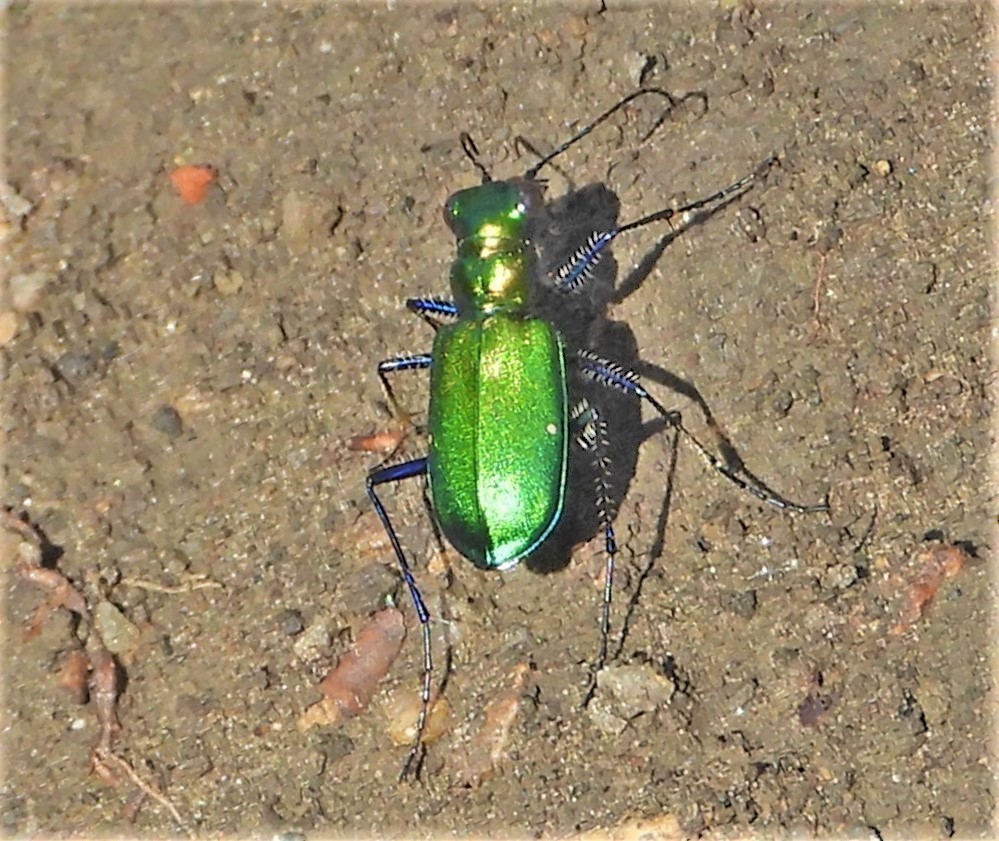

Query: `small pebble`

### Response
(0, 310, 18, 346)
(588, 663, 674, 735)
(93, 600, 142, 656)
(55, 350, 95, 381)
(316, 731, 355, 766)
(797, 688, 835, 727)
(293, 617, 333, 662)
(873, 159, 892, 177)
(282, 190, 317, 254)
(150, 404, 183, 438)
(721, 589, 758, 620)
(820, 563, 859, 591)
(213, 268, 245, 296)
(9, 271, 51, 311)
(343, 562, 400, 611)
(0, 181, 34, 220)
(277, 609, 305, 636)
(452, 662, 531, 786)
(383, 691, 452, 747)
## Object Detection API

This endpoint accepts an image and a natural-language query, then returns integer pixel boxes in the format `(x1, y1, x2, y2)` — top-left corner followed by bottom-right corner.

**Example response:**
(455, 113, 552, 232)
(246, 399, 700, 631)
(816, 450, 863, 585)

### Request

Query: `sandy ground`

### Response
(2, 3, 995, 838)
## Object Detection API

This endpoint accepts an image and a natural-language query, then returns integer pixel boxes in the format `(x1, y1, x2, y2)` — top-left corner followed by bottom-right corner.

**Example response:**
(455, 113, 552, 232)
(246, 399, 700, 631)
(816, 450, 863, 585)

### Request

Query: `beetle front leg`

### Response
(405, 297, 458, 331)
(376, 354, 432, 426)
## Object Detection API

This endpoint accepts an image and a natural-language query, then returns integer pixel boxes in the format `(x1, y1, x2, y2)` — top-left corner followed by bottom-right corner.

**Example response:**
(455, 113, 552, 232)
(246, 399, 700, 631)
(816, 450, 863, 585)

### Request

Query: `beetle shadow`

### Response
(522, 178, 753, 605)
(521, 181, 650, 580)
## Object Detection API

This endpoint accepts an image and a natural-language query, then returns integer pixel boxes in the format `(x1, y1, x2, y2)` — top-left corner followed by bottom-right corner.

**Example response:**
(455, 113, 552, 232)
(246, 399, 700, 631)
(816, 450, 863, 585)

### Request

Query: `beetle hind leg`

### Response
(366, 458, 434, 780)
(577, 350, 829, 513)
(571, 398, 618, 705)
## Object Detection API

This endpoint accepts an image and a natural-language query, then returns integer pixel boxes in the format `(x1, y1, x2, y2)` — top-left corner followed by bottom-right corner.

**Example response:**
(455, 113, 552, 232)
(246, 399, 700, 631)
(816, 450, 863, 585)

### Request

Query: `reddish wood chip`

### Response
(169, 164, 218, 205)
(319, 607, 406, 716)
(453, 662, 531, 787)
(893, 541, 970, 633)
(347, 426, 407, 454)
(298, 607, 407, 732)
(56, 648, 91, 705)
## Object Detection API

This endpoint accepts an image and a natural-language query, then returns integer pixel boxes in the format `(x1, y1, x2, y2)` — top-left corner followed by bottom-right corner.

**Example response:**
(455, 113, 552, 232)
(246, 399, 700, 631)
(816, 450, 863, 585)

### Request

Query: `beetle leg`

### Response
(366, 457, 433, 780)
(377, 354, 432, 425)
(405, 297, 458, 331)
(552, 157, 776, 292)
(571, 399, 618, 705)
(577, 351, 829, 513)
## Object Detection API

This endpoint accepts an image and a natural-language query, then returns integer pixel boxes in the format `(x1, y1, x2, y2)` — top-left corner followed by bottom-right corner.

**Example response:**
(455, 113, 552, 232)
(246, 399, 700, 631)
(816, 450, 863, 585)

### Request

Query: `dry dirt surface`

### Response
(3, 3, 994, 839)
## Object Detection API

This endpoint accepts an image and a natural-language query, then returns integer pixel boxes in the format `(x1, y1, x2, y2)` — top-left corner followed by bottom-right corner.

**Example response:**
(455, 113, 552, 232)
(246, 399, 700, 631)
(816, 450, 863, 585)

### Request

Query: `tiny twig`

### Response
(5, 510, 188, 830)
(91, 750, 188, 833)
(809, 251, 828, 337)
(120, 573, 222, 594)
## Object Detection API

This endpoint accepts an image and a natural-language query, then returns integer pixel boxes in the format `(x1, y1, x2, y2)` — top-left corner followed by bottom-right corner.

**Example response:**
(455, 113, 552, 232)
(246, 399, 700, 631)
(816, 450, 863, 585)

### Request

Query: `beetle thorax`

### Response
(443, 179, 543, 315)
(450, 238, 530, 313)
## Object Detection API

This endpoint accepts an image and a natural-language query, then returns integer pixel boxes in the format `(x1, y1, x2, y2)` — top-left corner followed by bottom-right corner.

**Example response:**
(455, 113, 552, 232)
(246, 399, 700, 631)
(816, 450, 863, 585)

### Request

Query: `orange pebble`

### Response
(891, 541, 970, 633)
(169, 164, 218, 205)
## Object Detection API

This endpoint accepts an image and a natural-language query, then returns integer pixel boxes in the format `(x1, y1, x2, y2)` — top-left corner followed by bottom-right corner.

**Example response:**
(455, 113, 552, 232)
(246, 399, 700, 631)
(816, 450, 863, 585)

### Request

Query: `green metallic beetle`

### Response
(365, 90, 828, 779)
(430, 178, 566, 569)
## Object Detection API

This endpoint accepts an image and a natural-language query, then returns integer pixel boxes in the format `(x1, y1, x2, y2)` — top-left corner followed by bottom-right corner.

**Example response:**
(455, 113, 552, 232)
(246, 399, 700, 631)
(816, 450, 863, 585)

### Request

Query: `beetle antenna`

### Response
(460, 132, 492, 183)
(525, 88, 705, 181)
